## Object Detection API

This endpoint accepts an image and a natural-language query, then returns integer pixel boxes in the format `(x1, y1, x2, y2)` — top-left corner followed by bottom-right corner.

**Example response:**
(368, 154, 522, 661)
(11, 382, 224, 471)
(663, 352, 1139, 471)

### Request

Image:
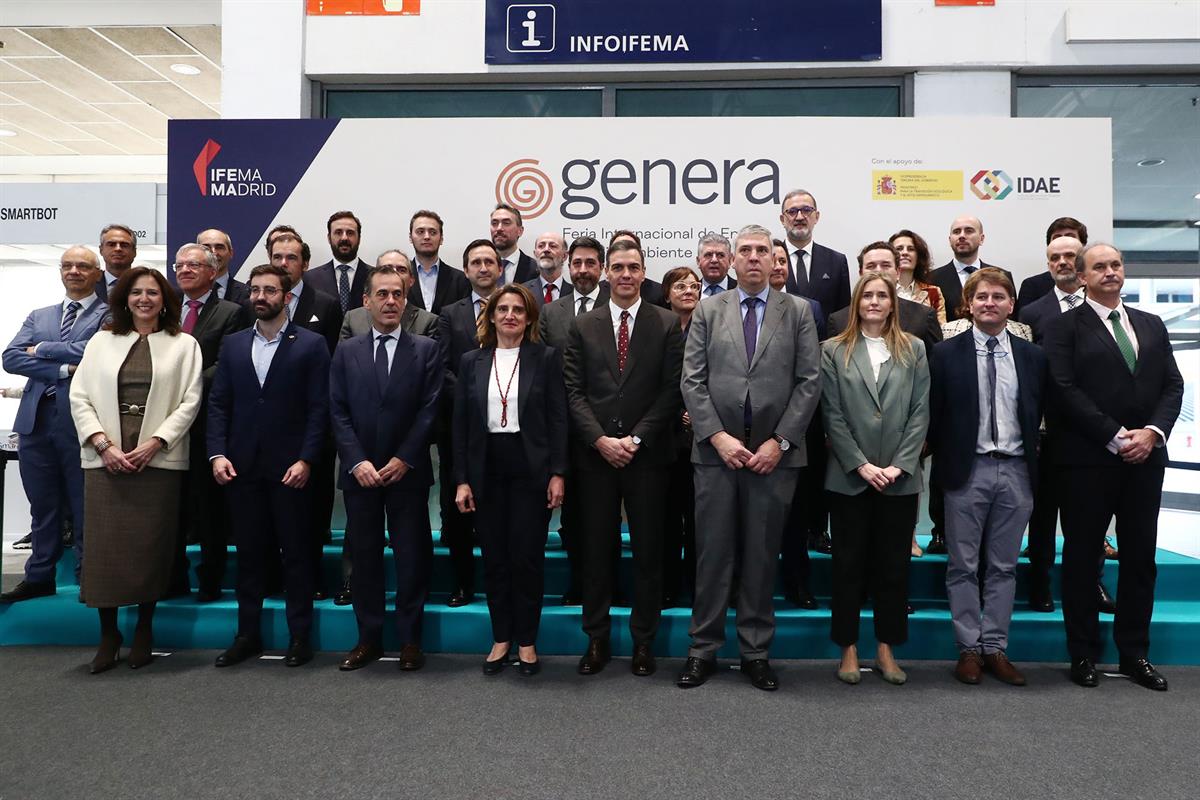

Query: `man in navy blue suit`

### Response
(778, 189, 851, 314)
(2, 247, 108, 602)
(331, 265, 443, 672)
(207, 264, 331, 668)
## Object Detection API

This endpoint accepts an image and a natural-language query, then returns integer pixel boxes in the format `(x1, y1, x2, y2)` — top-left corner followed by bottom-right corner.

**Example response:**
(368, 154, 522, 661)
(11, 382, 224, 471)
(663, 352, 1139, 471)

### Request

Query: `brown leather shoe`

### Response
(339, 642, 383, 671)
(397, 643, 425, 671)
(983, 651, 1027, 686)
(955, 650, 984, 685)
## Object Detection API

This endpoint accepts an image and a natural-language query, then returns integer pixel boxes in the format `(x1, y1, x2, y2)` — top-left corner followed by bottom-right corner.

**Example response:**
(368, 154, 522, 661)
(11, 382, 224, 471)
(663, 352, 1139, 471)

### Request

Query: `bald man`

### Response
(523, 231, 573, 308)
(928, 216, 1013, 322)
(197, 228, 249, 303)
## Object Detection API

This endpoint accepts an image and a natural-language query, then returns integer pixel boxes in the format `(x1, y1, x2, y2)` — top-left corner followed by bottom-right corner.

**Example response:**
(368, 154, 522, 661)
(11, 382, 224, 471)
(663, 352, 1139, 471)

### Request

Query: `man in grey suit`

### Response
(678, 224, 822, 691)
(523, 232, 572, 308)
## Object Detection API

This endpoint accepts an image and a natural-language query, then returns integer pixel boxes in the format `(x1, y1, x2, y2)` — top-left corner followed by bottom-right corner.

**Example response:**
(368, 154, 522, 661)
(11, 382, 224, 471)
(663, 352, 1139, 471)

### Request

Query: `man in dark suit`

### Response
(565, 239, 684, 677)
(602, 231, 665, 307)
(929, 268, 1047, 687)
(436, 239, 503, 606)
(94, 223, 136, 301)
(305, 210, 370, 313)
(678, 224, 821, 691)
(1, 247, 107, 602)
(929, 215, 1013, 321)
(1044, 243, 1183, 691)
(778, 189, 851, 313)
(1015, 216, 1089, 314)
(826, 243, 943, 354)
(409, 209, 471, 315)
(171, 243, 249, 600)
(491, 203, 537, 287)
(540, 236, 610, 604)
(270, 232, 343, 597)
(198, 227, 249, 303)
(331, 265, 443, 672)
(523, 232, 573, 308)
(697, 233, 738, 297)
(208, 264, 331, 668)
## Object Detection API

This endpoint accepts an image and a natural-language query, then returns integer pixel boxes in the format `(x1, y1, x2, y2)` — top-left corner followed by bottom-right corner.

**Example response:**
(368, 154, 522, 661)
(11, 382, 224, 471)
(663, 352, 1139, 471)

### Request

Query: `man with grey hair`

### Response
(172, 242, 250, 599)
(197, 227, 249, 303)
(696, 233, 736, 295)
(95, 223, 137, 301)
(678, 223, 821, 691)
(523, 231, 573, 308)
(778, 189, 850, 313)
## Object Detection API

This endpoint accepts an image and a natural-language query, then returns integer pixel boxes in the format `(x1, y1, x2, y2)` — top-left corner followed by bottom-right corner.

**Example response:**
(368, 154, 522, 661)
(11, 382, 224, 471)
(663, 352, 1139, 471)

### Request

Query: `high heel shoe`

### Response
(836, 667, 861, 685)
(127, 627, 154, 670)
(482, 651, 510, 675)
(89, 632, 123, 674)
(878, 666, 908, 685)
(518, 658, 540, 677)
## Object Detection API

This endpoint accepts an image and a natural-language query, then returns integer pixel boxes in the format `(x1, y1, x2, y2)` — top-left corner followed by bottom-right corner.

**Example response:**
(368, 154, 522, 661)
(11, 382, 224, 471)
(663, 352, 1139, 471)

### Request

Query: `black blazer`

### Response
(826, 297, 942, 353)
(507, 251, 538, 285)
(786, 243, 851, 316)
(452, 342, 568, 489)
(206, 324, 330, 481)
(436, 295, 485, 398)
(523, 276, 574, 308)
(1043, 304, 1184, 468)
(1017, 289, 1065, 344)
(306, 258, 371, 311)
(219, 277, 250, 305)
(410, 260, 471, 315)
(329, 329, 443, 490)
(928, 330, 1047, 490)
(189, 293, 249, 384)
(291, 283, 344, 355)
(1015, 271, 1054, 316)
(563, 302, 684, 469)
(930, 261, 1012, 322)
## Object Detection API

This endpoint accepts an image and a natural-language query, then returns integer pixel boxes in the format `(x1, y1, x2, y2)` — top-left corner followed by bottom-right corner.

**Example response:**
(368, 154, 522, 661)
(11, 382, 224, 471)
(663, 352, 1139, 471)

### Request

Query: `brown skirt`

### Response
(82, 467, 182, 608)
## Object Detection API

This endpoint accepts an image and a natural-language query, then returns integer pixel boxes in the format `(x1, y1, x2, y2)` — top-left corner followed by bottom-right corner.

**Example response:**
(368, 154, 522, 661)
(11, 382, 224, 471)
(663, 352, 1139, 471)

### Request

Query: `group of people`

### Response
(1, 194, 1182, 693)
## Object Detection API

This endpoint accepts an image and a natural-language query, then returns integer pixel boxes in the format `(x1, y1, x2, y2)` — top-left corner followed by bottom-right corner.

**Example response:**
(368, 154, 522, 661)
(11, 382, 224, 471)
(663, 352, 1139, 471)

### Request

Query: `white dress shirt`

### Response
(487, 346, 521, 433)
(972, 326, 1022, 456)
(610, 297, 642, 344)
(862, 334, 890, 381)
(1054, 286, 1086, 312)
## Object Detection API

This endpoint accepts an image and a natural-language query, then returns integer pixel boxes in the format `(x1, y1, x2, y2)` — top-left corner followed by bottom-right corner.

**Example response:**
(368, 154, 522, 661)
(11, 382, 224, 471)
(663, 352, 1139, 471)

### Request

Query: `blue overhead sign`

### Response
(484, 0, 882, 65)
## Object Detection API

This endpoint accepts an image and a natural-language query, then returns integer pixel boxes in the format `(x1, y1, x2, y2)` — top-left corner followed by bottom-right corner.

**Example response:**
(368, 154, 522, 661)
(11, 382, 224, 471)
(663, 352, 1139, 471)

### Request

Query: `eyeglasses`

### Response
(672, 283, 702, 292)
(249, 286, 283, 298)
(173, 261, 210, 272)
(783, 205, 818, 218)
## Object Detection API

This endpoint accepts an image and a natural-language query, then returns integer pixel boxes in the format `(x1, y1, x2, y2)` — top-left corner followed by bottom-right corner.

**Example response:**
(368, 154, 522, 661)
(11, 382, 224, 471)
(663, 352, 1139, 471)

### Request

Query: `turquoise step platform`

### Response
(3, 533, 1199, 664)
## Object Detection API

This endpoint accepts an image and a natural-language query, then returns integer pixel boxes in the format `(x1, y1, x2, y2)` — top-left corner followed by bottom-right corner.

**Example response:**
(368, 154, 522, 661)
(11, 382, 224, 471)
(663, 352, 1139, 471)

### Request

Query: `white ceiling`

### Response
(0, 25, 220, 157)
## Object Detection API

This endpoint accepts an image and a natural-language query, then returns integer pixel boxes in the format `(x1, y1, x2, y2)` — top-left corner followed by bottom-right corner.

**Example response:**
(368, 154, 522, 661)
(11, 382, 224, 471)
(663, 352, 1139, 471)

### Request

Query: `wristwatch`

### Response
(631, 435, 642, 446)
(772, 434, 791, 451)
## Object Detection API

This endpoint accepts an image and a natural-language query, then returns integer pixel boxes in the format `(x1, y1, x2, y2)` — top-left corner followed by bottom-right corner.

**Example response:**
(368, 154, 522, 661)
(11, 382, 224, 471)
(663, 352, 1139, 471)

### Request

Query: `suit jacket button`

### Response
(874, 411, 881, 419)
(258, 399, 265, 404)
(618, 391, 623, 399)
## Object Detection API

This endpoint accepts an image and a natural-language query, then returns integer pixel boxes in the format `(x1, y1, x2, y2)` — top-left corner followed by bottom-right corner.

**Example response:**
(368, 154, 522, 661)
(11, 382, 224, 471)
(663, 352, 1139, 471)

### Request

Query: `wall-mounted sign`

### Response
(484, 0, 882, 65)
(0, 183, 157, 245)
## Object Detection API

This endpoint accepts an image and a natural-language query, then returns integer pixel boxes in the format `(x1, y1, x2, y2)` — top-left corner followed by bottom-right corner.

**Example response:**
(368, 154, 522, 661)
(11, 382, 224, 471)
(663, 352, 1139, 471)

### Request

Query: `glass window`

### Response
(616, 86, 900, 117)
(326, 89, 603, 118)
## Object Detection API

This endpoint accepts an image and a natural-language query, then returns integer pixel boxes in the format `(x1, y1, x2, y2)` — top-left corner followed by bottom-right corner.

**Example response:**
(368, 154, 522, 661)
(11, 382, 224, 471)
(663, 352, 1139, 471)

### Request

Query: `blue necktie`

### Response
(337, 265, 351, 311)
(61, 301, 80, 341)
(705, 284, 723, 296)
(743, 297, 760, 429)
(375, 334, 393, 394)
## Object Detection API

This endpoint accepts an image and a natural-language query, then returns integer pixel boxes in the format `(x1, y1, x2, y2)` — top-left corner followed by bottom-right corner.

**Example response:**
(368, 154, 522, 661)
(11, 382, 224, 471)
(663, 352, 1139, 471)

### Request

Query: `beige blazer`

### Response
(70, 330, 203, 470)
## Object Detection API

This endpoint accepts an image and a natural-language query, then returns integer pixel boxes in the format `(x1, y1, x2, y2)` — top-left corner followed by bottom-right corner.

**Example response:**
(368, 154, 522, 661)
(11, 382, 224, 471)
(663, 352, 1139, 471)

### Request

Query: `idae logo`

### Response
(192, 138, 278, 197)
(970, 169, 1013, 200)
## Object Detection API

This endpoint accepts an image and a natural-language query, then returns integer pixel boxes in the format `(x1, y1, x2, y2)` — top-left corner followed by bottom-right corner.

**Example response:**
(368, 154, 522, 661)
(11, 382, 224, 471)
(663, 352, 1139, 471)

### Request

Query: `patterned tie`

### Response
(1064, 293, 1080, 309)
(577, 297, 589, 316)
(475, 299, 484, 323)
(1108, 310, 1137, 373)
(337, 265, 351, 311)
(743, 297, 760, 429)
(616, 310, 630, 372)
(544, 283, 555, 305)
(182, 299, 202, 334)
(60, 301, 80, 341)
(986, 336, 999, 447)
(375, 334, 393, 394)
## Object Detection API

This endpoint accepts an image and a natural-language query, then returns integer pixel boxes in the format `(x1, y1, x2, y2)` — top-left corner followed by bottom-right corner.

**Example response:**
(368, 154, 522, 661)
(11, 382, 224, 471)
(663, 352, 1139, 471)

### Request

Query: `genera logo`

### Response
(970, 168, 1062, 200)
(192, 138, 278, 197)
(496, 156, 780, 221)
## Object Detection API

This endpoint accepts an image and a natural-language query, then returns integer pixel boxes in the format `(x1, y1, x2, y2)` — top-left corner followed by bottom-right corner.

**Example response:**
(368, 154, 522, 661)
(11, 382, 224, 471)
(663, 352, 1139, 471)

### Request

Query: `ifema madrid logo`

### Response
(496, 158, 554, 220)
(970, 169, 1013, 200)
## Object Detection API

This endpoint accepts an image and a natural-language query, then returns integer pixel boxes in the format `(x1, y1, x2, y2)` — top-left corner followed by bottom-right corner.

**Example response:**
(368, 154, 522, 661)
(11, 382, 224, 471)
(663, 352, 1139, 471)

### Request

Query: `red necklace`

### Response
(492, 348, 521, 428)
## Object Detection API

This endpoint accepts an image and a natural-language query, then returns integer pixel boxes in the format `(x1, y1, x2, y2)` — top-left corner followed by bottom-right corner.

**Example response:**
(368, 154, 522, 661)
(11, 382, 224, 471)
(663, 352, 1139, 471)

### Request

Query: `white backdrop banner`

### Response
(166, 117, 1112, 286)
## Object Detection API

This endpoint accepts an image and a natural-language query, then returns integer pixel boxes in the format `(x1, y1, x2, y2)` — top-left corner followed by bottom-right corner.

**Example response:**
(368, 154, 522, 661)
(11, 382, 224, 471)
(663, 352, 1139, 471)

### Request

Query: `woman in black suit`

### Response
(453, 283, 567, 676)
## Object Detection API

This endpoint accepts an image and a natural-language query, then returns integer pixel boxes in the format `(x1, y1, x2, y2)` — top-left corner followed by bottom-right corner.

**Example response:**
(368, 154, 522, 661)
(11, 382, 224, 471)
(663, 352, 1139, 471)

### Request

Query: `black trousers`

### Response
(345, 483, 432, 647)
(580, 465, 667, 645)
(438, 432, 476, 593)
(178, 427, 230, 594)
(829, 491, 917, 648)
(781, 419, 828, 594)
(661, 452, 696, 601)
(1025, 435, 1058, 593)
(228, 479, 314, 640)
(476, 434, 550, 646)
(308, 445, 336, 590)
(1059, 464, 1163, 663)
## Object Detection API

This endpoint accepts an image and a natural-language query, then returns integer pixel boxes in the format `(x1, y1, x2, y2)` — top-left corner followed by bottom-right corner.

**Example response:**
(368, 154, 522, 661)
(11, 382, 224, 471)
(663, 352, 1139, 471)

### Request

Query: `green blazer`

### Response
(820, 334, 930, 496)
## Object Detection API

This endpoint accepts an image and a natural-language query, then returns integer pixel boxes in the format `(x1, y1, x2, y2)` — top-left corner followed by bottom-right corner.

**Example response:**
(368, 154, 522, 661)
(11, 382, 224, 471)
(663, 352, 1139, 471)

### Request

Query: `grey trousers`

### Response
(944, 454, 1034, 654)
(688, 464, 799, 660)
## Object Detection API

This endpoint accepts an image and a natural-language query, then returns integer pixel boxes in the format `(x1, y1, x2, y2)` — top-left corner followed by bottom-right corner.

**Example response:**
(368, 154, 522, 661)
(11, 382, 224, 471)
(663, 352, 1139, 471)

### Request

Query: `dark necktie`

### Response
(500, 260, 511, 287)
(986, 336, 998, 447)
(1108, 310, 1137, 373)
(375, 334, 393, 394)
(61, 301, 80, 341)
(544, 283, 555, 305)
(337, 265, 351, 311)
(743, 297, 760, 428)
(577, 297, 589, 316)
(1064, 293, 1080, 309)
(617, 310, 630, 372)
(182, 299, 202, 334)
(963, 265, 977, 275)
(793, 251, 809, 294)
(705, 284, 723, 297)
(212, 282, 223, 300)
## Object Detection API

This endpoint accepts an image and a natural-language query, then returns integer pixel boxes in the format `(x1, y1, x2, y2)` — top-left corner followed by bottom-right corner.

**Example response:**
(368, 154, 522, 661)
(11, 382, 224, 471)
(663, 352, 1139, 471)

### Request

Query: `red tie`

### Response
(544, 283, 554, 305)
(617, 310, 630, 372)
(182, 299, 202, 334)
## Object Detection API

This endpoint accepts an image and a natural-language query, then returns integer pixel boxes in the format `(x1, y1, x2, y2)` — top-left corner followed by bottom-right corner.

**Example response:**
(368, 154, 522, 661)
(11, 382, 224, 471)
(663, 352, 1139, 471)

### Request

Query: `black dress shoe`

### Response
(333, 582, 352, 606)
(196, 585, 222, 603)
(1029, 593, 1055, 613)
(447, 588, 473, 608)
(0, 580, 55, 602)
(561, 589, 582, 606)
(483, 651, 510, 675)
(786, 589, 818, 610)
(740, 658, 779, 691)
(661, 594, 677, 609)
(676, 656, 717, 688)
(312, 589, 328, 602)
(215, 635, 263, 667)
(89, 632, 123, 674)
(906, 603, 915, 615)
(1120, 658, 1168, 691)
(284, 637, 313, 667)
(339, 642, 383, 671)
(1098, 582, 1116, 614)
(398, 643, 425, 671)
(808, 531, 832, 554)
(518, 658, 540, 677)
(1070, 658, 1099, 687)
(925, 534, 947, 555)
(577, 638, 611, 675)
(631, 643, 656, 677)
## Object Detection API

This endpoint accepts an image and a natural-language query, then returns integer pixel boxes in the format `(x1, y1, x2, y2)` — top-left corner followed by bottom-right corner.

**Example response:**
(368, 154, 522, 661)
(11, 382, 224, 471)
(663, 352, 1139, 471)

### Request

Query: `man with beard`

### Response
(929, 216, 1013, 322)
(208, 264, 331, 667)
(197, 227, 249, 304)
(409, 209, 470, 315)
(1015, 217, 1089, 313)
(778, 190, 851, 314)
(523, 232, 572, 308)
(490, 204, 537, 287)
(95, 224, 137, 301)
(307, 211, 371, 313)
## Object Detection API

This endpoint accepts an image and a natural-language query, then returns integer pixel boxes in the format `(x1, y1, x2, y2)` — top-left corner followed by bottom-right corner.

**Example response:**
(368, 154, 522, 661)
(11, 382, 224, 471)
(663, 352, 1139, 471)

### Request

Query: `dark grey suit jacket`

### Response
(340, 303, 440, 341)
(538, 285, 611, 354)
(523, 276, 574, 308)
